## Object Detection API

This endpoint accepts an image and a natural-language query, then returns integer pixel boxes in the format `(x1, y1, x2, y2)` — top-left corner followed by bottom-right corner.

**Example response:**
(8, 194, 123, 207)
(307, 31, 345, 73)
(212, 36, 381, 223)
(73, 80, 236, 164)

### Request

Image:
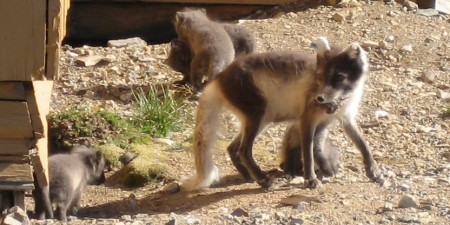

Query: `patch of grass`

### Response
(132, 85, 184, 138)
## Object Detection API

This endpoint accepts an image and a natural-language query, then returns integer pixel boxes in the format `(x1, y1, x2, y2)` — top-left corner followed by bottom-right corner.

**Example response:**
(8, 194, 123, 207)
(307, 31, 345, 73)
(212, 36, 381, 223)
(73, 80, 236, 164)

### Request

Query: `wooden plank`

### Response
(13, 191, 26, 210)
(0, 139, 35, 156)
(0, 101, 29, 115)
(0, 184, 34, 192)
(28, 81, 53, 186)
(25, 81, 54, 139)
(0, 156, 30, 164)
(0, 1, 46, 81)
(0, 101, 34, 139)
(47, 0, 71, 80)
(0, 163, 33, 183)
(73, 0, 295, 5)
(0, 82, 26, 101)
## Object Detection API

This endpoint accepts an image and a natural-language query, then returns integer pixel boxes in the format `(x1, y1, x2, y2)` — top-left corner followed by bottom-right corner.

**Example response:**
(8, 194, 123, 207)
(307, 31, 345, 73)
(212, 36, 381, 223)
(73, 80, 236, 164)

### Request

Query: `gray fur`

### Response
(33, 145, 106, 222)
(167, 22, 255, 86)
(174, 8, 235, 90)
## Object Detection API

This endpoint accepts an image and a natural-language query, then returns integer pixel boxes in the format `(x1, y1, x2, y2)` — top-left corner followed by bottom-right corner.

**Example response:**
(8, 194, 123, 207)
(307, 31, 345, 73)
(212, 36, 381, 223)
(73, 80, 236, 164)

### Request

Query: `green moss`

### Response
(122, 143, 169, 187)
(97, 144, 124, 169)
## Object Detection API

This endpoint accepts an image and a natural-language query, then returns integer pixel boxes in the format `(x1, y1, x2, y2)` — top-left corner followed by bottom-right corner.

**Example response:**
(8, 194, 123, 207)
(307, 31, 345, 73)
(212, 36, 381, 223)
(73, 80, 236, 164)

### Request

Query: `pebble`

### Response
(290, 176, 305, 185)
(290, 218, 304, 225)
(163, 181, 181, 194)
(332, 12, 347, 22)
(399, 214, 419, 223)
(107, 37, 147, 48)
(417, 9, 440, 17)
(399, 183, 410, 191)
(420, 71, 435, 83)
(231, 208, 249, 217)
(398, 194, 419, 208)
(402, 0, 418, 11)
(437, 90, 450, 100)
(401, 44, 413, 53)
(383, 202, 394, 212)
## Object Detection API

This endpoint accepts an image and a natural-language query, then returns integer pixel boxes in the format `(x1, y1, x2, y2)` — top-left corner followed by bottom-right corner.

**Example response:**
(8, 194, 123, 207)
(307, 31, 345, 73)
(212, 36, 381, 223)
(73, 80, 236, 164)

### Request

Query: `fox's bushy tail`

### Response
(182, 81, 223, 191)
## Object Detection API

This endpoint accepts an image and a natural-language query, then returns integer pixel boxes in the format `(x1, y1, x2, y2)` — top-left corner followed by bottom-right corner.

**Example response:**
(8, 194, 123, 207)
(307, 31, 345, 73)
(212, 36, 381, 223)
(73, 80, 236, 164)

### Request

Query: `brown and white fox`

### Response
(182, 37, 382, 190)
(174, 8, 235, 90)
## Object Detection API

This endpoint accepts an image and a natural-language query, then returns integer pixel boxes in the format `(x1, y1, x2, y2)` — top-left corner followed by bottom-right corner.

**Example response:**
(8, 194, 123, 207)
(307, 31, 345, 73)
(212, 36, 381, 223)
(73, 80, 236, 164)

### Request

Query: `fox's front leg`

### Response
(342, 118, 382, 182)
(189, 54, 209, 90)
(300, 120, 321, 188)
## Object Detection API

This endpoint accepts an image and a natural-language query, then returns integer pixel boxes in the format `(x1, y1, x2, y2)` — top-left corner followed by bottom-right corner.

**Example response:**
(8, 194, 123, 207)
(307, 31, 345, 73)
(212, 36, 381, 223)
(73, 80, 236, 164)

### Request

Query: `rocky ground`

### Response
(24, 1, 450, 224)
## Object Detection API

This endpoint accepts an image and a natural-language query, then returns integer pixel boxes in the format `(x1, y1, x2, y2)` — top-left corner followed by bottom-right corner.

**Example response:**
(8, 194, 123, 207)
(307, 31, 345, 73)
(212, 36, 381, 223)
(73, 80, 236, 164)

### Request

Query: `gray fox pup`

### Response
(174, 8, 235, 90)
(168, 22, 255, 86)
(182, 37, 382, 190)
(33, 145, 106, 222)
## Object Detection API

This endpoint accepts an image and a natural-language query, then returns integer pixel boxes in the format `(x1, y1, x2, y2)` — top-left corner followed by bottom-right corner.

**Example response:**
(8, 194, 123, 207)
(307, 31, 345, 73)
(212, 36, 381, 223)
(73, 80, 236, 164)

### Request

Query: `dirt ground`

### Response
(27, 1, 449, 224)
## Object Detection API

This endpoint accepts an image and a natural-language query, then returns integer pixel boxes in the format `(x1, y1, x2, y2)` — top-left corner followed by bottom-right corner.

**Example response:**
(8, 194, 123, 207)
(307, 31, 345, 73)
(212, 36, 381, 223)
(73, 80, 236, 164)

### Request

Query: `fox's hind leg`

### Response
(227, 134, 252, 181)
(238, 118, 272, 188)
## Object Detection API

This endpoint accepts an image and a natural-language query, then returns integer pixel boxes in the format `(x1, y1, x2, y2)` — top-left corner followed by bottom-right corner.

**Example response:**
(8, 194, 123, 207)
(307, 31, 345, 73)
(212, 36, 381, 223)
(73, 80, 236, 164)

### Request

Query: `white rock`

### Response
(437, 90, 450, 100)
(290, 176, 305, 185)
(375, 110, 389, 119)
(107, 37, 147, 47)
(401, 44, 413, 53)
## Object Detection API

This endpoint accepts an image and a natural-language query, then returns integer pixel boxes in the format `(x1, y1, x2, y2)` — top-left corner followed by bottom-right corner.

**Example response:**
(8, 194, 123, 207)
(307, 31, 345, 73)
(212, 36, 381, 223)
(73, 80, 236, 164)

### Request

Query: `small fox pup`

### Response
(174, 8, 235, 90)
(182, 37, 382, 191)
(280, 123, 340, 177)
(167, 22, 255, 85)
(33, 145, 106, 222)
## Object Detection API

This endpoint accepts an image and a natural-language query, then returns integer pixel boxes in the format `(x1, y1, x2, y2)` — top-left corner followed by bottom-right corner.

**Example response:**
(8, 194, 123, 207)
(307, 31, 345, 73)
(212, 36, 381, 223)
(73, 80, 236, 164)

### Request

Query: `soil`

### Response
(28, 1, 450, 224)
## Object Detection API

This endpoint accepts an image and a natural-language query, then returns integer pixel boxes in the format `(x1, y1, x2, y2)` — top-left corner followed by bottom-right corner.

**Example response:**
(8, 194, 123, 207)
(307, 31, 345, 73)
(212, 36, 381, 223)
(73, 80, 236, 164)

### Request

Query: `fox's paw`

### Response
(304, 178, 322, 189)
(365, 162, 383, 183)
(256, 176, 273, 189)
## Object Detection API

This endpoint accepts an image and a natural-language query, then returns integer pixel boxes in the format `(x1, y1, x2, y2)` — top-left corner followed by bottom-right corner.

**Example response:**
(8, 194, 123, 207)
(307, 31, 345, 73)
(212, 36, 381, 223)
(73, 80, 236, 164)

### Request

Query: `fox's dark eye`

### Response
(334, 73, 347, 82)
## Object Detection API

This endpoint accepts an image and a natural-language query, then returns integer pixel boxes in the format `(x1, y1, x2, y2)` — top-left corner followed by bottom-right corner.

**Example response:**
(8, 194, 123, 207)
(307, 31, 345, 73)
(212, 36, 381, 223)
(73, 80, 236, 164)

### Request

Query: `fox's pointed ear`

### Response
(175, 11, 184, 24)
(311, 37, 331, 65)
(344, 42, 369, 72)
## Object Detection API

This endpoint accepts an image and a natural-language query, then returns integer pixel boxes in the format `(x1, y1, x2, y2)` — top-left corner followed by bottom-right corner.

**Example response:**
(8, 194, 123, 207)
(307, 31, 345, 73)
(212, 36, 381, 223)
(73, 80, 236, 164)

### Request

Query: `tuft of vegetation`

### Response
(122, 143, 169, 187)
(48, 109, 149, 151)
(132, 85, 183, 138)
(48, 85, 185, 151)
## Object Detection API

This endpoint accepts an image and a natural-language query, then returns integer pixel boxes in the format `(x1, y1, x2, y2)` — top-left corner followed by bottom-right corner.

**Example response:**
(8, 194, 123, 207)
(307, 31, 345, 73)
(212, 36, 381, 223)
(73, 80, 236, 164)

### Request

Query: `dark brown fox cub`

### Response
(182, 37, 382, 191)
(33, 145, 106, 222)
(173, 8, 236, 90)
(280, 123, 340, 178)
(167, 22, 256, 84)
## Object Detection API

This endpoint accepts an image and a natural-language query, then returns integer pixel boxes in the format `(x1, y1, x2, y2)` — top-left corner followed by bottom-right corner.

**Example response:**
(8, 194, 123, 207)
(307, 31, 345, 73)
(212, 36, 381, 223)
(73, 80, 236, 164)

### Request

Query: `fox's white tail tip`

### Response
(181, 165, 220, 191)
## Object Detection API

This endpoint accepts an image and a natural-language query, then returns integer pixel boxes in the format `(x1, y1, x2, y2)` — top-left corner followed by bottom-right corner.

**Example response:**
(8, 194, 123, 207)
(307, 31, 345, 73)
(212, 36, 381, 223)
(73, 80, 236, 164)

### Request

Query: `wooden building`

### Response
(0, 0, 69, 210)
